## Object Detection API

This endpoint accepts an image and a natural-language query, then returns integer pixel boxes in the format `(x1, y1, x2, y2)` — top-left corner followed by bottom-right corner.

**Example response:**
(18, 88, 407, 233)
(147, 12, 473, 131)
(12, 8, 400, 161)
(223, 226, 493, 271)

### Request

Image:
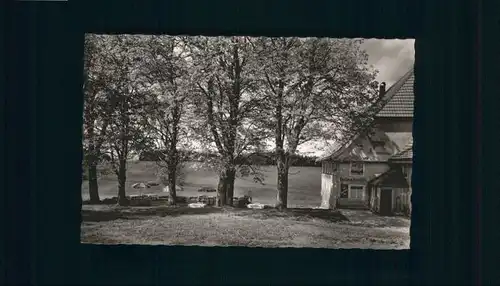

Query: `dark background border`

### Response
(3, 0, 489, 284)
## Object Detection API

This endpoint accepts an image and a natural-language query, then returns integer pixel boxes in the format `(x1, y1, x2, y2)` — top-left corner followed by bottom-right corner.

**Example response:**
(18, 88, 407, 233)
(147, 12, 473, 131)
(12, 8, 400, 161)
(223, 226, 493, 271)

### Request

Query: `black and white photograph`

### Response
(81, 35, 414, 249)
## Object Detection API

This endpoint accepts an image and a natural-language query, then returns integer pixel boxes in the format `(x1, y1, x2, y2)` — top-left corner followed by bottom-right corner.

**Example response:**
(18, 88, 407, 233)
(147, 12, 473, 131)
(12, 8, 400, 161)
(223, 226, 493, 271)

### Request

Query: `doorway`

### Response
(379, 188, 393, 216)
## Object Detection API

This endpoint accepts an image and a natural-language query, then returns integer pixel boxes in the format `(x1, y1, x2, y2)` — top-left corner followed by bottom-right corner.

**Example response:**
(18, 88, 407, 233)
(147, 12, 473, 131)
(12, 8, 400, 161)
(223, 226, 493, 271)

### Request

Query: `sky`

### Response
(360, 39, 415, 87)
(297, 38, 415, 157)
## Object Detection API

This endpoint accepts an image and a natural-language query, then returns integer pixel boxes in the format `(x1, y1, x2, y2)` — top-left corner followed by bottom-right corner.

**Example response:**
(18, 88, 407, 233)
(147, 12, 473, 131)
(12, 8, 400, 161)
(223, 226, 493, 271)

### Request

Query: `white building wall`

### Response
(320, 174, 334, 208)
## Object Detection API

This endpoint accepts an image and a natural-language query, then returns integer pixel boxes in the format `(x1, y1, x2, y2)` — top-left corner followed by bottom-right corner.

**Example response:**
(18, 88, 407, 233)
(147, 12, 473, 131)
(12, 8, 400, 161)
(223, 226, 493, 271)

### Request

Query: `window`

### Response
(350, 162, 364, 176)
(330, 162, 337, 174)
(322, 162, 337, 175)
(349, 185, 365, 200)
(401, 165, 409, 180)
(340, 184, 349, 198)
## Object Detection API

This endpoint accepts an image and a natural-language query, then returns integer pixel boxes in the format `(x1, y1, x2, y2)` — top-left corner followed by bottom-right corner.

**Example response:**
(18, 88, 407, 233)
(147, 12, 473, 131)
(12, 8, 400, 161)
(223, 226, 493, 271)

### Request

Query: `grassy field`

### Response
(82, 161, 322, 208)
(81, 162, 411, 248)
(81, 205, 410, 249)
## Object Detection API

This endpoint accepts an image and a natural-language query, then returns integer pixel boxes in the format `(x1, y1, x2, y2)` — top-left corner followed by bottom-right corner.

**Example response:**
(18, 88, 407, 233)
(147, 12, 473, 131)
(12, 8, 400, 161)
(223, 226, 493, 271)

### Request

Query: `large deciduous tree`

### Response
(188, 36, 266, 206)
(100, 35, 152, 206)
(82, 34, 122, 203)
(254, 37, 379, 210)
(137, 35, 192, 205)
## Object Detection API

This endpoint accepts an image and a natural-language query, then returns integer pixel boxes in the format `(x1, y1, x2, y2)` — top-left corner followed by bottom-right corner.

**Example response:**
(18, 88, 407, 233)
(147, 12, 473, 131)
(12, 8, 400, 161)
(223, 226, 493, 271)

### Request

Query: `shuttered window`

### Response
(350, 162, 364, 176)
(322, 162, 337, 174)
(349, 185, 365, 200)
(340, 184, 349, 198)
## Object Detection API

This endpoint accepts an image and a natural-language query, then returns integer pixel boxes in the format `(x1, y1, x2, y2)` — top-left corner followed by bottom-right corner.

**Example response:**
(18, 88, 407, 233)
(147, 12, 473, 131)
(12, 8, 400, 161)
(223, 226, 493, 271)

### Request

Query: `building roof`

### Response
(385, 132, 413, 151)
(322, 128, 408, 162)
(318, 66, 414, 162)
(389, 137, 413, 162)
(375, 67, 414, 118)
(318, 128, 412, 162)
(367, 167, 409, 188)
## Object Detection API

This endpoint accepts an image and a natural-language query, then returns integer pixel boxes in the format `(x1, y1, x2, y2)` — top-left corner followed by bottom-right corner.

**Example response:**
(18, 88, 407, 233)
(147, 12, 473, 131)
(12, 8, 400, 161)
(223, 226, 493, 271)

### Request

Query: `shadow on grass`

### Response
(231, 208, 349, 223)
(339, 209, 410, 228)
(81, 204, 349, 224)
(81, 211, 132, 222)
(81, 205, 225, 222)
(81, 233, 123, 244)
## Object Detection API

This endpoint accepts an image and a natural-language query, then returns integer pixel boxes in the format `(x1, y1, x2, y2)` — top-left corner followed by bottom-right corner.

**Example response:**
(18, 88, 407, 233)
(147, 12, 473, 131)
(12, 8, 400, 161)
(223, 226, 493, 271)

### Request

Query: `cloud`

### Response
(361, 39, 415, 87)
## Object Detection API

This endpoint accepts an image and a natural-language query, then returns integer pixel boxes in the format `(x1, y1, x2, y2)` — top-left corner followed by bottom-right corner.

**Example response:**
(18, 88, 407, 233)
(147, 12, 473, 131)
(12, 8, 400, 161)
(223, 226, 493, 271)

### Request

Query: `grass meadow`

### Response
(82, 161, 323, 208)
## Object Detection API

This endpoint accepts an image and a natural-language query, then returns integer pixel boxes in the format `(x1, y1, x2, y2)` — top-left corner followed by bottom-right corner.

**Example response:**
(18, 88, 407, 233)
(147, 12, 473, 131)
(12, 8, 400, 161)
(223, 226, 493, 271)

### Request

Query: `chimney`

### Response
(379, 82, 386, 98)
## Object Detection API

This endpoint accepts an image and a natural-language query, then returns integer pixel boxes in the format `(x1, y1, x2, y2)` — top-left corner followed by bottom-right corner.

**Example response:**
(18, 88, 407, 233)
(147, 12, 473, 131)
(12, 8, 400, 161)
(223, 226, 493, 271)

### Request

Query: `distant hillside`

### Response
(139, 150, 321, 167)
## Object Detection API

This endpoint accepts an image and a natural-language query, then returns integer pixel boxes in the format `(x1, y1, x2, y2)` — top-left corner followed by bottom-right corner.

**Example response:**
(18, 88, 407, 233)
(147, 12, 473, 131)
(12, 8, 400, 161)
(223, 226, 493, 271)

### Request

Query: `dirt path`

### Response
(81, 206, 410, 249)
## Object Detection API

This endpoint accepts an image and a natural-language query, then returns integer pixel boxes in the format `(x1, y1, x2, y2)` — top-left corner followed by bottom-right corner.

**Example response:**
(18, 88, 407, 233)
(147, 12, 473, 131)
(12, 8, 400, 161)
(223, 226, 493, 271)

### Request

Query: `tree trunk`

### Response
(167, 101, 181, 206)
(225, 168, 236, 206)
(86, 121, 100, 203)
(216, 167, 236, 207)
(216, 174, 227, 207)
(117, 159, 129, 206)
(87, 161, 100, 203)
(167, 164, 177, 206)
(273, 74, 288, 211)
(275, 152, 289, 211)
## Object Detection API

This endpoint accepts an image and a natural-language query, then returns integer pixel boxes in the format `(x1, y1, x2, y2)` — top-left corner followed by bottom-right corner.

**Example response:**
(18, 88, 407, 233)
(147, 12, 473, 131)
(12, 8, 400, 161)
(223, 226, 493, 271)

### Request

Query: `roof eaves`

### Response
(375, 67, 414, 118)
(368, 167, 409, 188)
(317, 135, 359, 162)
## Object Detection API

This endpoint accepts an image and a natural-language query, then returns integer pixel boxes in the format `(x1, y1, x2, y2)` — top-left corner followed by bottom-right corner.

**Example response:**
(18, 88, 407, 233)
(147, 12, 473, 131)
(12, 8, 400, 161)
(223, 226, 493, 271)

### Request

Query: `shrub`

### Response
(140, 149, 321, 166)
(139, 150, 167, 161)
